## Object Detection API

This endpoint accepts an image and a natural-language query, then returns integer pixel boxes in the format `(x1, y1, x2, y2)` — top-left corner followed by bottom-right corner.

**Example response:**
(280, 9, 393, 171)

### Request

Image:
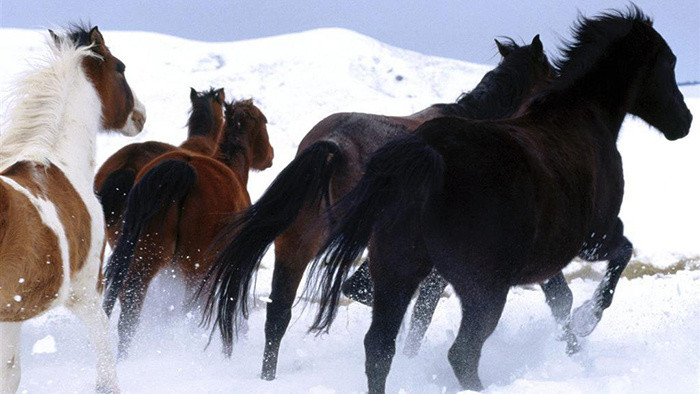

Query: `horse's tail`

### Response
(307, 134, 445, 332)
(103, 160, 197, 316)
(201, 140, 343, 355)
(96, 168, 136, 227)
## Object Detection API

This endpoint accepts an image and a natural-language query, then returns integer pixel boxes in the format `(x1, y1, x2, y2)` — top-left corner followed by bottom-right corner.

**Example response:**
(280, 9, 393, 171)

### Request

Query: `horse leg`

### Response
(117, 240, 171, 359)
(67, 291, 119, 393)
(261, 210, 325, 381)
(364, 260, 428, 394)
(447, 282, 509, 391)
(570, 236, 633, 337)
(0, 322, 21, 394)
(539, 272, 579, 354)
(403, 268, 449, 357)
(341, 258, 374, 306)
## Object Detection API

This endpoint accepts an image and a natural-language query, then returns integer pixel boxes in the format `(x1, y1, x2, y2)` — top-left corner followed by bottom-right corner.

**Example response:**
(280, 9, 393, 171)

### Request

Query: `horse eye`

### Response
(116, 61, 126, 73)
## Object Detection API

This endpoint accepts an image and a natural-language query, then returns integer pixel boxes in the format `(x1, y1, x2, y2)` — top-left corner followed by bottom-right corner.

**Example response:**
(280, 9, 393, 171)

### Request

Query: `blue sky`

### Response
(1, 0, 698, 82)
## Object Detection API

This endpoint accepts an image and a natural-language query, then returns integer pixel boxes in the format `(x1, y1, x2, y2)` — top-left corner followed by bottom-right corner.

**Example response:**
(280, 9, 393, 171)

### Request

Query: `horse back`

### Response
(94, 140, 177, 193)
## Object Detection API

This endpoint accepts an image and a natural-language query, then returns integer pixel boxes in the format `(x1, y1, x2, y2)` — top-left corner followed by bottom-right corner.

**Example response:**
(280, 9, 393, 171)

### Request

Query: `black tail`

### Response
(307, 134, 445, 332)
(200, 140, 343, 355)
(103, 160, 197, 316)
(97, 169, 135, 227)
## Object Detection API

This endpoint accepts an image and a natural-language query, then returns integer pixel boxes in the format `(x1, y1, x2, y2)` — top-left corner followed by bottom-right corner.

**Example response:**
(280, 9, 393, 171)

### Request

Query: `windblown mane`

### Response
(434, 38, 548, 120)
(0, 25, 99, 171)
(550, 6, 652, 91)
(187, 88, 221, 136)
(216, 99, 261, 163)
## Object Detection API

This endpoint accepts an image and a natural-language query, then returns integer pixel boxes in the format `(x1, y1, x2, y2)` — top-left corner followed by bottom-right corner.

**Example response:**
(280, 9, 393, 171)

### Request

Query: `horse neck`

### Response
(542, 56, 645, 139)
(213, 133, 251, 185)
(450, 71, 530, 120)
(181, 107, 222, 155)
(0, 48, 100, 186)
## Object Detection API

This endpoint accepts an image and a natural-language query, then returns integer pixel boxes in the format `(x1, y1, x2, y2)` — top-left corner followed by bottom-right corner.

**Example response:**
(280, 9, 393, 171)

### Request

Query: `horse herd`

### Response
(0, 7, 693, 394)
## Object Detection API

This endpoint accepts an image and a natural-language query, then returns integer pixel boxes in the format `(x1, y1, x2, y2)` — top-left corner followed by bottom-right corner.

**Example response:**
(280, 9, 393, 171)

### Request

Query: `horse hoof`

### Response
(260, 370, 276, 381)
(96, 383, 120, 394)
(569, 300, 602, 337)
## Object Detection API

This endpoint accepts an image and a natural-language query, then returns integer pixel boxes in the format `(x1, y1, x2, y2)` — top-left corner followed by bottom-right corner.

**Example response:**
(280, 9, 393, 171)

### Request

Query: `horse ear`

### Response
(190, 87, 198, 102)
(89, 26, 107, 55)
(495, 39, 513, 57)
(216, 88, 225, 104)
(530, 34, 543, 54)
(48, 29, 61, 46)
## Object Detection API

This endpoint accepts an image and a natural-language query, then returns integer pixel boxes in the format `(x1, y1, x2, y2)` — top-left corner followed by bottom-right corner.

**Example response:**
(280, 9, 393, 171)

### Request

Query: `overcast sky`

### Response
(1, 0, 698, 82)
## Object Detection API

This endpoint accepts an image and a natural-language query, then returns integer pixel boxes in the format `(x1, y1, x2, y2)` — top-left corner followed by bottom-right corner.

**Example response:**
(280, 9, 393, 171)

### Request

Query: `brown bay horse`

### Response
(102, 99, 273, 358)
(202, 37, 568, 380)
(310, 9, 692, 392)
(95, 87, 225, 246)
(0, 25, 145, 393)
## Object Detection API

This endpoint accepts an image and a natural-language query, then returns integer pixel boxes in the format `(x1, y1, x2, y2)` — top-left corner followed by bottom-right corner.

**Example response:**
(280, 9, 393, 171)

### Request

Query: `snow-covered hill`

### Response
(1, 28, 698, 393)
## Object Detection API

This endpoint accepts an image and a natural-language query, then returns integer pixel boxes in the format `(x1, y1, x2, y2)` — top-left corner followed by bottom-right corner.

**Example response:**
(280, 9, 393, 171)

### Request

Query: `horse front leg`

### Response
(0, 322, 22, 394)
(539, 272, 579, 354)
(570, 234, 633, 337)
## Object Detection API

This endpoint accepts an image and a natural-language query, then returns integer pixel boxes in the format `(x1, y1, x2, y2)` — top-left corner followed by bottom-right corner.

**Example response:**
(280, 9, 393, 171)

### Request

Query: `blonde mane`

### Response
(0, 34, 100, 172)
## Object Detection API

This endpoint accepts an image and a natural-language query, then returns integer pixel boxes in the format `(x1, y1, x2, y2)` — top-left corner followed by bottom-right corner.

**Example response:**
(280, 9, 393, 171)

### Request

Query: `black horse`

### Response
(202, 37, 563, 380)
(310, 9, 692, 393)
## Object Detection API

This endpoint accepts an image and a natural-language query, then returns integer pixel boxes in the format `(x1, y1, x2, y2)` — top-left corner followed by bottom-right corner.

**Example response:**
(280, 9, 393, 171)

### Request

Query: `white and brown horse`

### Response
(0, 25, 145, 393)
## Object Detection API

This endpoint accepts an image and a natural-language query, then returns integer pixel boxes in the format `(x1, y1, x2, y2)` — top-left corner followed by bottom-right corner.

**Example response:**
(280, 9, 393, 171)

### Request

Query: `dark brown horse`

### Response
(95, 87, 225, 246)
(102, 99, 273, 357)
(310, 9, 692, 393)
(202, 37, 561, 380)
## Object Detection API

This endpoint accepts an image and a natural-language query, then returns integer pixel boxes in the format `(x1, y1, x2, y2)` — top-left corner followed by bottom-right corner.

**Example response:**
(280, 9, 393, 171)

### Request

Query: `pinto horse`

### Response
(103, 99, 273, 357)
(0, 25, 145, 393)
(202, 37, 560, 380)
(95, 87, 225, 247)
(311, 9, 692, 393)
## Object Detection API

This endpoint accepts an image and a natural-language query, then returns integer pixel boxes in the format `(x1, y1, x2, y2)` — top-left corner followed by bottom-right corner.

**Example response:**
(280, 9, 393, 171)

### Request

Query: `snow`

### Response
(1, 28, 698, 393)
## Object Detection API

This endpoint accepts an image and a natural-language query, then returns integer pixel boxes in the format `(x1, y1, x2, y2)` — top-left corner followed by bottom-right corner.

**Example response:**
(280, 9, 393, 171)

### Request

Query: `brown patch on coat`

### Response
(2, 162, 91, 276)
(0, 174, 63, 321)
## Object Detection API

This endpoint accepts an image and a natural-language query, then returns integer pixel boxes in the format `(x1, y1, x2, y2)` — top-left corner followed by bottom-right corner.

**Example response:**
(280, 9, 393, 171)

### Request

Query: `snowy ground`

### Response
(1, 28, 698, 393)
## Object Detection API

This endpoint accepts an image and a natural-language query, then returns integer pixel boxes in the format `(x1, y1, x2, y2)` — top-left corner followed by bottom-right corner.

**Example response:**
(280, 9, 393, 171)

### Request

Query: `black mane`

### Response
(434, 38, 544, 120)
(187, 88, 220, 136)
(550, 6, 652, 90)
(65, 22, 94, 48)
(216, 99, 254, 163)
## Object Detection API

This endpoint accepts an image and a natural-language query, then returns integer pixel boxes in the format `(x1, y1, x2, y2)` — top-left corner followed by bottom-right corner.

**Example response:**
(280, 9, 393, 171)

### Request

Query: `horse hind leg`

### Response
(262, 211, 325, 381)
(0, 322, 22, 394)
(341, 258, 374, 306)
(570, 233, 633, 337)
(67, 291, 119, 394)
(447, 282, 509, 391)
(403, 268, 449, 358)
(363, 228, 431, 394)
(539, 272, 580, 354)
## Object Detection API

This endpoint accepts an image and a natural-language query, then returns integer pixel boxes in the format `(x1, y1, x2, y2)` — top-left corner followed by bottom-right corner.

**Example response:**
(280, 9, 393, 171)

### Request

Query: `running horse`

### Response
(0, 25, 146, 393)
(103, 99, 273, 358)
(95, 87, 225, 247)
(202, 37, 565, 380)
(311, 9, 692, 393)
